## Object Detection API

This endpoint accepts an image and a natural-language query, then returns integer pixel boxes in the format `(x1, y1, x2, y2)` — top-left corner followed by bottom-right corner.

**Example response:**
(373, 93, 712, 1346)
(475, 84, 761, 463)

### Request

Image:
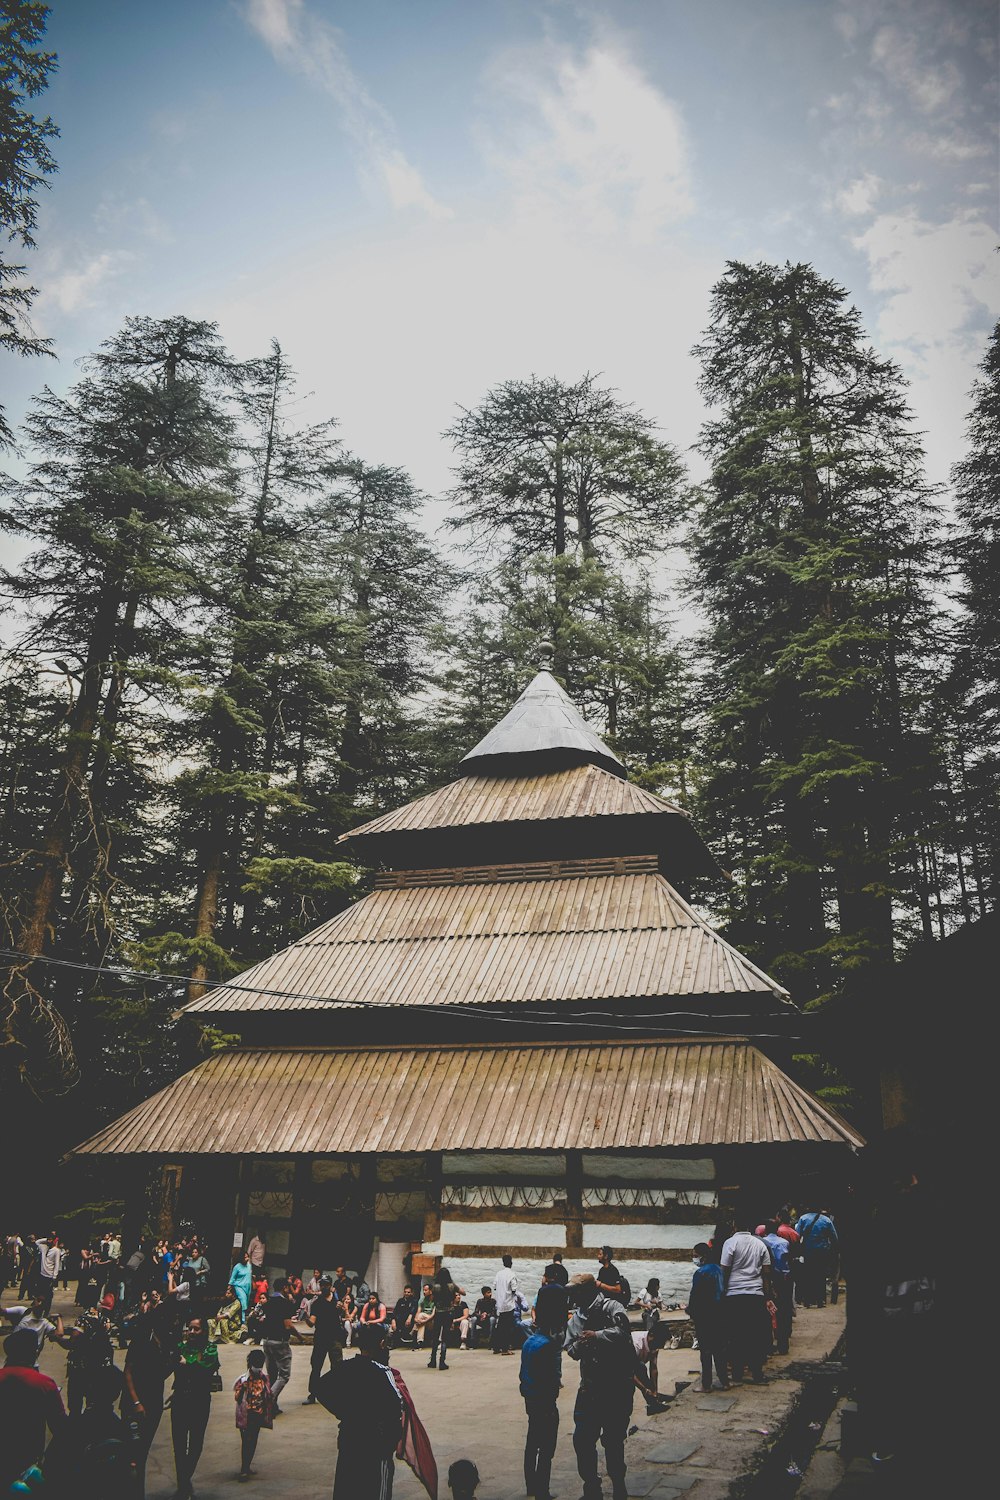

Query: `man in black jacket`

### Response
(305, 1278, 344, 1403)
(389, 1285, 418, 1347)
(317, 1324, 403, 1498)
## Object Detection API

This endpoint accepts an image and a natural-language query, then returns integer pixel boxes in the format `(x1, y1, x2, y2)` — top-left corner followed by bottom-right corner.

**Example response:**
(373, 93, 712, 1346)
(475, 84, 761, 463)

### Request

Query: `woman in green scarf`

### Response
(171, 1315, 220, 1498)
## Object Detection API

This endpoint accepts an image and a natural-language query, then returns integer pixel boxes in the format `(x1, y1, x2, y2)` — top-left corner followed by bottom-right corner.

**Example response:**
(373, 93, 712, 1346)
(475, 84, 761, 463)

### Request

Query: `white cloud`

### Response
(93, 194, 172, 244)
(905, 128, 993, 162)
(853, 208, 1000, 479)
(836, 173, 883, 216)
(37, 250, 133, 318)
(241, 0, 448, 219)
(870, 24, 963, 114)
(487, 43, 692, 244)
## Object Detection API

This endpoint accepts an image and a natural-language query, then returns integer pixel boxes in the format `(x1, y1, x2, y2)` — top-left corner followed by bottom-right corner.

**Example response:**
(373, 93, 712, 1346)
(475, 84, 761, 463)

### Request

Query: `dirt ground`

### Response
(14, 1291, 847, 1500)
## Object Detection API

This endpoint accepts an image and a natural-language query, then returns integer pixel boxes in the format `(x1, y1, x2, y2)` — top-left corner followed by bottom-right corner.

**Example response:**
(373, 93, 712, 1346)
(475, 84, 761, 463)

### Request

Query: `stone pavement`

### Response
(13, 1293, 847, 1499)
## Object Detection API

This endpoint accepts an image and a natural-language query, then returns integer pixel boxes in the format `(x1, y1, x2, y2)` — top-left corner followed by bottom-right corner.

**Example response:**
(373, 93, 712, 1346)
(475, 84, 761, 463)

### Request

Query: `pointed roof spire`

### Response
(460, 663, 626, 779)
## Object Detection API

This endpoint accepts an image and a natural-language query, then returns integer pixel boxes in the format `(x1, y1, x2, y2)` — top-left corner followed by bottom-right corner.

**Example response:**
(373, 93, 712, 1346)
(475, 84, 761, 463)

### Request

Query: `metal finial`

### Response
(538, 640, 554, 671)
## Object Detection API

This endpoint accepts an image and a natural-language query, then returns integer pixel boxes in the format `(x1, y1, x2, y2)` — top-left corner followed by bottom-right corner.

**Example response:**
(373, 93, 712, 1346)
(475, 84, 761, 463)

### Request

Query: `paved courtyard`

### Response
(17, 1292, 847, 1500)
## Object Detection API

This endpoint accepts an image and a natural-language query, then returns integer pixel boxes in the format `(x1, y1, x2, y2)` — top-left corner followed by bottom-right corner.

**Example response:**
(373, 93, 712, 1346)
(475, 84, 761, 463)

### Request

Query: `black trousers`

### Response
(333, 1439, 394, 1500)
(801, 1249, 836, 1306)
(429, 1312, 452, 1367)
(772, 1273, 793, 1353)
(572, 1387, 632, 1500)
(310, 1337, 342, 1394)
(129, 1385, 164, 1500)
(171, 1393, 211, 1492)
(240, 1416, 263, 1474)
(524, 1396, 559, 1500)
(693, 1314, 728, 1389)
(493, 1309, 516, 1352)
(725, 1294, 769, 1380)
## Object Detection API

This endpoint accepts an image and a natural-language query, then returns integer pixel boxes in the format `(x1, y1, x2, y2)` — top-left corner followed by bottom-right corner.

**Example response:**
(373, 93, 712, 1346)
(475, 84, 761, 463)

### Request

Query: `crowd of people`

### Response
(0, 1203, 840, 1500)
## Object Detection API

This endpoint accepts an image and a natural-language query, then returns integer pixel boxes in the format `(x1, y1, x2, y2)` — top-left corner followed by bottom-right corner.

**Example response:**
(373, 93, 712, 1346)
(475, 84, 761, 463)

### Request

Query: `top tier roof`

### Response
(459, 669, 625, 778)
(337, 670, 724, 880)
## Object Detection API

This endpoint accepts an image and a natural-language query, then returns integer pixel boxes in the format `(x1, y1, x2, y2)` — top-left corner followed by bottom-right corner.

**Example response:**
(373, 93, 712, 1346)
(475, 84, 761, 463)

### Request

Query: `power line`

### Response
(0, 945, 800, 1041)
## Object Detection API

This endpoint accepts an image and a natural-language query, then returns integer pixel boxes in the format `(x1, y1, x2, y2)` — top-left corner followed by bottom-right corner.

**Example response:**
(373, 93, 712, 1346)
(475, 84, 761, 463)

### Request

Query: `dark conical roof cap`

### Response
(459, 669, 626, 779)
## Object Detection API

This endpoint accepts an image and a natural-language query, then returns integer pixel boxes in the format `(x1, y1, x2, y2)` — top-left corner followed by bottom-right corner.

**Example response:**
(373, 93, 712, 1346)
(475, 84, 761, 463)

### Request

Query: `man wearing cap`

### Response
(565, 1273, 642, 1500)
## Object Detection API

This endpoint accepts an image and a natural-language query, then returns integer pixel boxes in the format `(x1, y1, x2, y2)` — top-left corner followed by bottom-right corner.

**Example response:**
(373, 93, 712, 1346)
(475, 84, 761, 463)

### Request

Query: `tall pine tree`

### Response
(0, 315, 235, 1089)
(687, 261, 943, 996)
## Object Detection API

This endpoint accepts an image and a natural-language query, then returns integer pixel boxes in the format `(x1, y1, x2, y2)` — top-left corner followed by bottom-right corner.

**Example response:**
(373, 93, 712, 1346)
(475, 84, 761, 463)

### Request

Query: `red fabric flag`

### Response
(391, 1366, 438, 1500)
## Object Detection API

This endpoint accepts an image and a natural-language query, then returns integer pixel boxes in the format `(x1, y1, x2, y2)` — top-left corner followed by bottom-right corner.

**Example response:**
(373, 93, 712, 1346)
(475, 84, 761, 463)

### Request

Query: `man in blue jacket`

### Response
(795, 1208, 839, 1307)
(520, 1311, 562, 1500)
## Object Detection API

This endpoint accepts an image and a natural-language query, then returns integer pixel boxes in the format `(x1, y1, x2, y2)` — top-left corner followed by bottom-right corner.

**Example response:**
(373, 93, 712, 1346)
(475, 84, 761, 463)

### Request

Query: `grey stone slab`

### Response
(651, 1473, 702, 1492)
(696, 1396, 737, 1412)
(626, 1471, 669, 1497)
(646, 1440, 701, 1465)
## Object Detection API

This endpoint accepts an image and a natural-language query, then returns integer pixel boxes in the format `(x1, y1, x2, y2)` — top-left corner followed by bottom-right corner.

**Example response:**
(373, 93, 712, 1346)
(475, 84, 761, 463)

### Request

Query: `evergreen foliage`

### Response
(445, 373, 685, 567)
(943, 318, 1000, 911)
(0, 269, 994, 1154)
(686, 261, 947, 999)
(0, 0, 58, 444)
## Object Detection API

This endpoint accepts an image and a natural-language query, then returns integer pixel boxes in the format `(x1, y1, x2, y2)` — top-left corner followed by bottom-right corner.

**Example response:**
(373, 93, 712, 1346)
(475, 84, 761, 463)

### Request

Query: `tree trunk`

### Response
(66, 591, 140, 956)
(553, 440, 566, 556)
(13, 589, 122, 958)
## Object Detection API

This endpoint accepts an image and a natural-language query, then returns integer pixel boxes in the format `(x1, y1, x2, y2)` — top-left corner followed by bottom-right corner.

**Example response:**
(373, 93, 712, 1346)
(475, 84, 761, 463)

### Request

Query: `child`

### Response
(448, 1458, 480, 1500)
(637, 1276, 662, 1328)
(234, 1347, 273, 1481)
(686, 1242, 729, 1393)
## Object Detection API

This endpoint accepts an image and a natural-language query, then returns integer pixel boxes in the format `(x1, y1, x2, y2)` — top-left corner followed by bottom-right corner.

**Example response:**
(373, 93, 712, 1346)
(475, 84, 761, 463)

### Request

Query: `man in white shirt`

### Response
(36, 1236, 62, 1314)
(4, 1296, 68, 1356)
(492, 1256, 518, 1355)
(720, 1223, 773, 1385)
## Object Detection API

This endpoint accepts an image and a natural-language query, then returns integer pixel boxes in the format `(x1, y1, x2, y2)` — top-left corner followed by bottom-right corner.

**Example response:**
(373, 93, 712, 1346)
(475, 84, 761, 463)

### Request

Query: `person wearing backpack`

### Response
(234, 1347, 273, 1481)
(794, 1207, 839, 1307)
(595, 1247, 630, 1306)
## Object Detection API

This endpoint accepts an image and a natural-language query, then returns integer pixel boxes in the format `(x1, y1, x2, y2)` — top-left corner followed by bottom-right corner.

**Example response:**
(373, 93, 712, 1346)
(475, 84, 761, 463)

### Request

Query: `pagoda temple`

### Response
(71, 667, 862, 1300)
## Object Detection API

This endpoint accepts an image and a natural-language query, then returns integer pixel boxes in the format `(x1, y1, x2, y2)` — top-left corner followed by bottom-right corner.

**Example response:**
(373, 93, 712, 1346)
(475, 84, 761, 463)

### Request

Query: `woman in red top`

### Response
(358, 1293, 387, 1326)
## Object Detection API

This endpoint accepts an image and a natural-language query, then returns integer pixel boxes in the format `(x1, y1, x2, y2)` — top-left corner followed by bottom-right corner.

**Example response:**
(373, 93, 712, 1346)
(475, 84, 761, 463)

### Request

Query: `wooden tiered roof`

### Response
(70, 1037, 863, 1157)
(338, 763, 686, 841)
(182, 859, 790, 1017)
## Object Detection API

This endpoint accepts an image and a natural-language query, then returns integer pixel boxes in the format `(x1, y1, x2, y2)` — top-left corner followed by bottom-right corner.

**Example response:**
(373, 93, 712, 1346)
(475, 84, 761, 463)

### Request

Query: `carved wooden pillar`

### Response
(423, 1152, 443, 1243)
(121, 1160, 152, 1257)
(156, 1163, 183, 1240)
(564, 1150, 583, 1252)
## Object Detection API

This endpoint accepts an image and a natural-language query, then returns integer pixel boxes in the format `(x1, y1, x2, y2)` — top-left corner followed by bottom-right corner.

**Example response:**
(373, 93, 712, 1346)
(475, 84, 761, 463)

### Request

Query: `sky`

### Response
(4, 0, 999, 528)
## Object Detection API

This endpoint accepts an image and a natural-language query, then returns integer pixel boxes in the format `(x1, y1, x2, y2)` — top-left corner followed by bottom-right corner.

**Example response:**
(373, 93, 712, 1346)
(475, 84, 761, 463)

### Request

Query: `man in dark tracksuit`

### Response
(565, 1274, 641, 1500)
(519, 1322, 561, 1500)
(317, 1323, 403, 1499)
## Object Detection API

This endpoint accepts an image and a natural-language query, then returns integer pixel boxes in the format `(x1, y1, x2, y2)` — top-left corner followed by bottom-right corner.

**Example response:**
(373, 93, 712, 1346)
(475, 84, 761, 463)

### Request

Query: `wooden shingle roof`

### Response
(69, 1038, 863, 1157)
(181, 865, 790, 1017)
(337, 763, 687, 845)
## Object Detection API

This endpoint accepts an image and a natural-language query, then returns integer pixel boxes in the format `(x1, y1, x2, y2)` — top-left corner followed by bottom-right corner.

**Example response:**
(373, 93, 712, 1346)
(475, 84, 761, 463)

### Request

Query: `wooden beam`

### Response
(440, 1202, 717, 1226)
(443, 1244, 696, 1262)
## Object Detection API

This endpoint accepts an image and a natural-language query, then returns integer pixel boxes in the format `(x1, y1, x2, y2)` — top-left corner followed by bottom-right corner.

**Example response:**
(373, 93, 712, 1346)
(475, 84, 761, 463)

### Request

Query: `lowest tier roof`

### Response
(181, 866, 790, 1016)
(69, 1038, 864, 1157)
